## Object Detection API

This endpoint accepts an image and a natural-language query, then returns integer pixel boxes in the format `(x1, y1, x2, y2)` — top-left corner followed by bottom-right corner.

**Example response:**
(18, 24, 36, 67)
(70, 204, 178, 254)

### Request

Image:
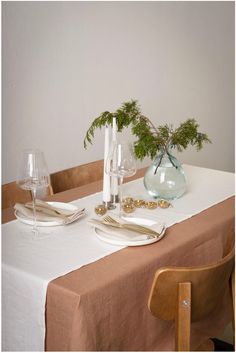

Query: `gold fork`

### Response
(26, 199, 76, 216)
(102, 215, 162, 238)
(25, 203, 85, 224)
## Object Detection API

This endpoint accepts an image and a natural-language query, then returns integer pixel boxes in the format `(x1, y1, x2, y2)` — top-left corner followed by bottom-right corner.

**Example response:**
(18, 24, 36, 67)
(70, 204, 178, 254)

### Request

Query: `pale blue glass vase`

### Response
(144, 149, 187, 200)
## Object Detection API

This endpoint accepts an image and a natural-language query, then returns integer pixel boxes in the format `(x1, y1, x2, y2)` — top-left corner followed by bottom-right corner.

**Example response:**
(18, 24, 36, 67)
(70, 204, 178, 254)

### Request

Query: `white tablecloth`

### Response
(2, 165, 235, 351)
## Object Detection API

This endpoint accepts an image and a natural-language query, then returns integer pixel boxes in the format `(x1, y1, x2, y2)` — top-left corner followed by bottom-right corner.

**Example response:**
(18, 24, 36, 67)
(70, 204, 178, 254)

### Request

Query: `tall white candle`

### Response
(112, 117, 117, 142)
(111, 118, 118, 196)
(103, 125, 111, 203)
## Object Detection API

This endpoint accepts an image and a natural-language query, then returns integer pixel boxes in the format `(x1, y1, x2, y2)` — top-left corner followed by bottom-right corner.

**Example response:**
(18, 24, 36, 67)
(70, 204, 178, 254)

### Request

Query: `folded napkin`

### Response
(14, 203, 85, 225)
(88, 217, 165, 242)
(26, 199, 76, 216)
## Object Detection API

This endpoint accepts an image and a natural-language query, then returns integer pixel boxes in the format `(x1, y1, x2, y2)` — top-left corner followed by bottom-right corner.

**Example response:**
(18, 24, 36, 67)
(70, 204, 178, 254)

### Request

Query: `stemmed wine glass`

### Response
(16, 149, 50, 235)
(106, 141, 137, 217)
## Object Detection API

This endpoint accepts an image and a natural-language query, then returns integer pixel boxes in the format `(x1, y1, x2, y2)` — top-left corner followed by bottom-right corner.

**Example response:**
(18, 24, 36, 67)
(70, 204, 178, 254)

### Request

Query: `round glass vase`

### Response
(143, 149, 187, 200)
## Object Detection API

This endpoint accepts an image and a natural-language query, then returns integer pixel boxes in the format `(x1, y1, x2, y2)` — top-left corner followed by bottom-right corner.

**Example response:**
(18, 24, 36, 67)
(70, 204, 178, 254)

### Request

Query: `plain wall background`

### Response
(2, 1, 235, 184)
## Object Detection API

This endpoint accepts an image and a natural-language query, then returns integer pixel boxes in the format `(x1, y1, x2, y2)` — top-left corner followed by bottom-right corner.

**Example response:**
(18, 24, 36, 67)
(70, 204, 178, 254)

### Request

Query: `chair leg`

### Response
(175, 282, 191, 351)
(48, 184, 54, 195)
(230, 267, 235, 347)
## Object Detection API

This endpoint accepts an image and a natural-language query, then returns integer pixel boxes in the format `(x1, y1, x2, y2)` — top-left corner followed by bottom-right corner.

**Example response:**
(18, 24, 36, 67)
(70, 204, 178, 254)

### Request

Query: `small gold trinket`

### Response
(134, 199, 146, 208)
(95, 204, 107, 216)
(123, 197, 134, 204)
(158, 199, 171, 209)
(122, 203, 136, 213)
(145, 201, 158, 209)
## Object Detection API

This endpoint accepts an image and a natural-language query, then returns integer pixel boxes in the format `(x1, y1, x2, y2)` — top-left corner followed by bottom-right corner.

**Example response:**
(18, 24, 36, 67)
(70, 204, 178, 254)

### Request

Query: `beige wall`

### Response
(2, 1, 234, 183)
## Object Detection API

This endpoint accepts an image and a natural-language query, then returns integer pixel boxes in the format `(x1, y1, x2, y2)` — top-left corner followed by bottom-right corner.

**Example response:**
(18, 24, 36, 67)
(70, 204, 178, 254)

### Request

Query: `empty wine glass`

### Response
(106, 141, 136, 217)
(16, 149, 50, 235)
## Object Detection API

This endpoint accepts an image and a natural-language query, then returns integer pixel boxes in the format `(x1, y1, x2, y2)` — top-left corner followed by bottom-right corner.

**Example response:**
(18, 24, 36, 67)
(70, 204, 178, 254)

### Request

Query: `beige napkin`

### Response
(26, 199, 76, 216)
(88, 217, 165, 242)
(14, 203, 85, 224)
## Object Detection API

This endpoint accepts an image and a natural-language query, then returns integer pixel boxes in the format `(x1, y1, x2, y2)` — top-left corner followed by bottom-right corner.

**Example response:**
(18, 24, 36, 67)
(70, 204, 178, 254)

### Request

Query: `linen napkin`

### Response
(14, 203, 85, 224)
(15, 203, 64, 222)
(88, 217, 165, 242)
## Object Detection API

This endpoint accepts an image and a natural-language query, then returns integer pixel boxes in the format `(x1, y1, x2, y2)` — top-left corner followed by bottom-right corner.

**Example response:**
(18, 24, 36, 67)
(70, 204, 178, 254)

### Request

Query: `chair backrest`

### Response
(148, 247, 235, 322)
(2, 182, 53, 210)
(50, 160, 104, 194)
(2, 182, 32, 209)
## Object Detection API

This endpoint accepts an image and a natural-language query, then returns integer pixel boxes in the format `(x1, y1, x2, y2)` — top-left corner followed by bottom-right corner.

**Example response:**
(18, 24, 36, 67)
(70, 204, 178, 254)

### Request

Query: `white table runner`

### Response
(2, 165, 235, 351)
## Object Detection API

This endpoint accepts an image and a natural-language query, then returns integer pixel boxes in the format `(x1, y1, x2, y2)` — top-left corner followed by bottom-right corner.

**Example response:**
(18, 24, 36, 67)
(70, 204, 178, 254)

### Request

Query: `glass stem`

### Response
(118, 176, 124, 218)
(31, 188, 38, 235)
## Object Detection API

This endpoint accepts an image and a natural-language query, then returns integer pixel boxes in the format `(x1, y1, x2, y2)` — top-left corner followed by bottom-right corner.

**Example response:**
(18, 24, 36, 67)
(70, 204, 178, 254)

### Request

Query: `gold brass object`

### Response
(145, 201, 158, 209)
(134, 199, 146, 208)
(158, 199, 171, 209)
(123, 197, 134, 204)
(122, 203, 136, 213)
(95, 204, 107, 216)
(95, 197, 171, 215)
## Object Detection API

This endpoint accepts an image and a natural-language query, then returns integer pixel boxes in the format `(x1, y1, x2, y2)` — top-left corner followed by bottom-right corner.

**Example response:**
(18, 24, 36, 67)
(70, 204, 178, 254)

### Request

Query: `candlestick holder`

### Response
(103, 200, 116, 210)
(110, 194, 119, 204)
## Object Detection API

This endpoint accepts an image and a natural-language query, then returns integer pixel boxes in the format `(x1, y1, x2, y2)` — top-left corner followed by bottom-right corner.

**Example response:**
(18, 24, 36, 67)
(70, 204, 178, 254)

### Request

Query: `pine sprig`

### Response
(83, 111, 113, 148)
(171, 119, 211, 152)
(84, 100, 211, 160)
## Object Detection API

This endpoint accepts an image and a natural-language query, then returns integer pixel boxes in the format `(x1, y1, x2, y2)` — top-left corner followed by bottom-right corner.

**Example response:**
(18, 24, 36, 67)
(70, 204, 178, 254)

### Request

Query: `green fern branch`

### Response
(84, 100, 211, 160)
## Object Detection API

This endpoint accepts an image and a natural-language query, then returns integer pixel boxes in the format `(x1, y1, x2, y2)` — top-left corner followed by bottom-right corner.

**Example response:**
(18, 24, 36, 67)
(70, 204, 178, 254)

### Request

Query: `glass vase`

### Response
(143, 149, 187, 200)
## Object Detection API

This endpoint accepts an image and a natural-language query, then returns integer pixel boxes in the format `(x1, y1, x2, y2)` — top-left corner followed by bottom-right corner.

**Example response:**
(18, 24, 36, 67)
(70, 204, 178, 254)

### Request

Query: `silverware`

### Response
(25, 204, 68, 219)
(25, 202, 85, 224)
(103, 215, 162, 237)
(25, 199, 75, 216)
(63, 208, 85, 225)
(90, 216, 163, 238)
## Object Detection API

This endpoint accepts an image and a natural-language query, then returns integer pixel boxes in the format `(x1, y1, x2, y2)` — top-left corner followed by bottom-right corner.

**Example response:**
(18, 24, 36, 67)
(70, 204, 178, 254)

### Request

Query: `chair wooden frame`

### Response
(148, 247, 235, 351)
(49, 160, 104, 194)
(2, 181, 53, 210)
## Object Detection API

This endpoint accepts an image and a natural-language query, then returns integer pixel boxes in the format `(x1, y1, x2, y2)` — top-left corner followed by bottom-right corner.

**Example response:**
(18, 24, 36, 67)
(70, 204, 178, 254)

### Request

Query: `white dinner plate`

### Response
(15, 202, 79, 227)
(94, 217, 166, 247)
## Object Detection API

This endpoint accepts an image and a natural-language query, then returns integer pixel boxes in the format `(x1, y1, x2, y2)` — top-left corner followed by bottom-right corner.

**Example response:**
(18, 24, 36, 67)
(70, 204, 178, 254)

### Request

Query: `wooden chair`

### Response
(50, 160, 104, 194)
(2, 182, 53, 210)
(148, 247, 235, 351)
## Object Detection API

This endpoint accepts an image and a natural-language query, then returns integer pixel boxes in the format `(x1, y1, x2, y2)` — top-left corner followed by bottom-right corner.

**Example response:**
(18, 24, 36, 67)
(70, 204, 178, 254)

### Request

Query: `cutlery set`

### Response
(17, 199, 85, 225)
(89, 215, 164, 239)
(25, 200, 78, 217)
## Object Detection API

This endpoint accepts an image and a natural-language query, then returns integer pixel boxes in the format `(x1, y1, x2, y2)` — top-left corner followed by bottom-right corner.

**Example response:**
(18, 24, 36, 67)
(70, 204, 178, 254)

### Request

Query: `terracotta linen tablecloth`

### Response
(45, 196, 234, 351)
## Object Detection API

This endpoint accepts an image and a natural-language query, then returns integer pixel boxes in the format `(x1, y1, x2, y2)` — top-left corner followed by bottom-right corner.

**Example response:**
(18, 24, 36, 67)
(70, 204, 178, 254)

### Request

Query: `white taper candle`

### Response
(103, 125, 111, 202)
(111, 118, 118, 196)
(112, 117, 117, 142)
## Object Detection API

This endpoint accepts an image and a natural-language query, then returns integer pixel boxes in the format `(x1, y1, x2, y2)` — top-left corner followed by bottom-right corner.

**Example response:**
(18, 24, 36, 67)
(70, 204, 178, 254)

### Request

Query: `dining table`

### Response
(2, 164, 235, 352)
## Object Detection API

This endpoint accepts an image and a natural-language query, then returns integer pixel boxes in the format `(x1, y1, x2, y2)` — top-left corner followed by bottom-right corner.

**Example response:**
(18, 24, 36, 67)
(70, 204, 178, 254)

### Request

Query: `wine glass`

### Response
(16, 149, 50, 235)
(106, 141, 136, 217)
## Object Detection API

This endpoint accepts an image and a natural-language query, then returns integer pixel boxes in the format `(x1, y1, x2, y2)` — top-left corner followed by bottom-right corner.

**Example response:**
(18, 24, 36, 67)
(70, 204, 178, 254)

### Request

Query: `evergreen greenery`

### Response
(84, 100, 211, 160)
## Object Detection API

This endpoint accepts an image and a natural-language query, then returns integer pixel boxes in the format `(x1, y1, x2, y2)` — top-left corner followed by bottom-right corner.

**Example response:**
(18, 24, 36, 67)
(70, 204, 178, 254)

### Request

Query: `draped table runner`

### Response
(2, 165, 235, 351)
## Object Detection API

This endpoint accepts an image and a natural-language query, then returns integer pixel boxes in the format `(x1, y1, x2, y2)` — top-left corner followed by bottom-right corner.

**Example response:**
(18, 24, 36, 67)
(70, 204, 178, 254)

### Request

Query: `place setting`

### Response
(14, 199, 85, 227)
(14, 149, 86, 237)
(88, 214, 166, 247)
